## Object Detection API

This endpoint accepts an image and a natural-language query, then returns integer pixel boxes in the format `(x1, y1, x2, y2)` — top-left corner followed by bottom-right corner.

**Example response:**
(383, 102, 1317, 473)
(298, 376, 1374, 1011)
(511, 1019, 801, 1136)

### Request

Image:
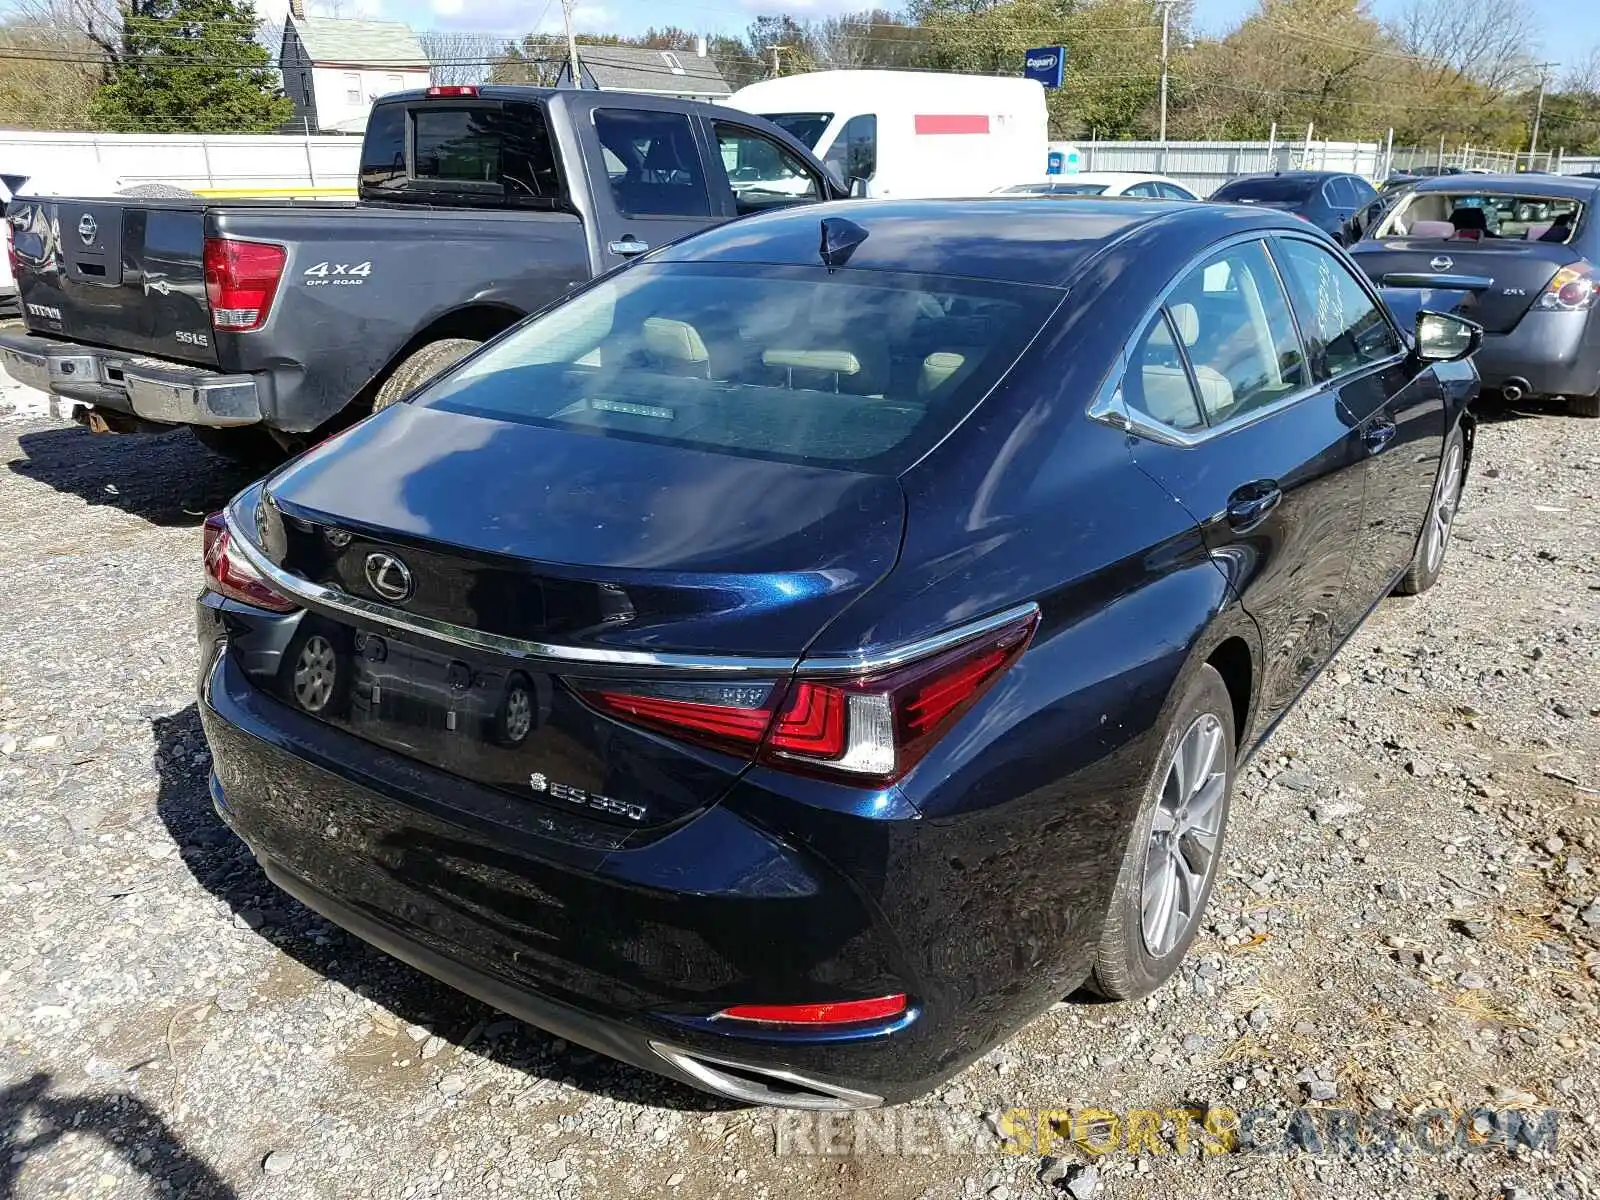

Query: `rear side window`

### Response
(360, 104, 407, 193)
(413, 262, 1062, 472)
(1125, 310, 1204, 431)
(1272, 237, 1401, 379)
(593, 109, 710, 218)
(413, 103, 561, 200)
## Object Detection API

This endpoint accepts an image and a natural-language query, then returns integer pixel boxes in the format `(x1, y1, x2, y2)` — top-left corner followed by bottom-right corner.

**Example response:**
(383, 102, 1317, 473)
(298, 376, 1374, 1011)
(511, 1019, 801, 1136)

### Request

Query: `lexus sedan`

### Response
(1348, 173, 1600, 416)
(198, 198, 1480, 1108)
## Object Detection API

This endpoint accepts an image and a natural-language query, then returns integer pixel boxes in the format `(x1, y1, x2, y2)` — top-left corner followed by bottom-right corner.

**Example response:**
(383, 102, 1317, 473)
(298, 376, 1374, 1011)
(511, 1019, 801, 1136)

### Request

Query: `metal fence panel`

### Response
(1076, 139, 1383, 196)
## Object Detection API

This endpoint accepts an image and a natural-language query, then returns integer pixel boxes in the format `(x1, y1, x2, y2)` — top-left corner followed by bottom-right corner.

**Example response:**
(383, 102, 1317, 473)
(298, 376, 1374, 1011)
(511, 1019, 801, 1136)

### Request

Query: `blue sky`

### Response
(267, 0, 1591, 73)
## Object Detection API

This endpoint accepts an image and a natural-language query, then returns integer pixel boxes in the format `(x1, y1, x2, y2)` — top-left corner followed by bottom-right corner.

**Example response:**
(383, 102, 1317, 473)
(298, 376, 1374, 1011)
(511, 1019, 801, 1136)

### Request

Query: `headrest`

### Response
(918, 351, 965, 394)
(1410, 219, 1454, 238)
(762, 349, 861, 375)
(1169, 302, 1200, 347)
(643, 317, 708, 364)
(1449, 206, 1488, 231)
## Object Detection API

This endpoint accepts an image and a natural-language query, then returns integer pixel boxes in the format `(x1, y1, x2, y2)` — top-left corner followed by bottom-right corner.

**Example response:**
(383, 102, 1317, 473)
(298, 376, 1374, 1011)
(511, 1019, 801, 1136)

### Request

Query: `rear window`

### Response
(1213, 177, 1315, 204)
(763, 112, 833, 149)
(1376, 191, 1585, 243)
(414, 263, 1062, 472)
(413, 103, 562, 199)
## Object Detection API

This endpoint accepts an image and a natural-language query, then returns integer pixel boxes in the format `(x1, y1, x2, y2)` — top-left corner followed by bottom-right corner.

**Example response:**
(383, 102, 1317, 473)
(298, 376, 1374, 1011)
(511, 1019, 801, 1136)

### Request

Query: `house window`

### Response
(344, 72, 361, 104)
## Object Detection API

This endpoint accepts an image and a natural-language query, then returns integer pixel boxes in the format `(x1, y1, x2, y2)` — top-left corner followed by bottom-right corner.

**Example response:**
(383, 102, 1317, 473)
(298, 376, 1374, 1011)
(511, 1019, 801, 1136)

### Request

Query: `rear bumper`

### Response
(0, 328, 263, 426)
(1474, 309, 1600, 398)
(196, 605, 967, 1106)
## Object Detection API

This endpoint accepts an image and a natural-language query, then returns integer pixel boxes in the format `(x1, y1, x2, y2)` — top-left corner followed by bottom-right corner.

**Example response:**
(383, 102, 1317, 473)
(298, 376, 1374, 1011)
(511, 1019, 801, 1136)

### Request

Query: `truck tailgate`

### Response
(9, 196, 219, 367)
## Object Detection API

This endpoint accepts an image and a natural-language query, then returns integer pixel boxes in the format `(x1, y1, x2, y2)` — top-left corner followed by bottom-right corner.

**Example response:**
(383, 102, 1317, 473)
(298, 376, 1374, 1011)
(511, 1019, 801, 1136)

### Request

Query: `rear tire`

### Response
(1569, 393, 1600, 418)
(1394, 424, 1465, 596)
(190, 424, 286, 470)
(371, 338, 481, 413)
(1089, 664, 1236, 1001)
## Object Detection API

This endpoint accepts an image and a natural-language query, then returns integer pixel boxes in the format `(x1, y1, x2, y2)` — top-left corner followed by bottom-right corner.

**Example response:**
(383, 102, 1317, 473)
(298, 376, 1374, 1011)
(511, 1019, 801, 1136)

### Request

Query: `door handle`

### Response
(607, 236, 650, 257)
(1226, 481, 1282, 532)
(1364, 420, 1397, 453)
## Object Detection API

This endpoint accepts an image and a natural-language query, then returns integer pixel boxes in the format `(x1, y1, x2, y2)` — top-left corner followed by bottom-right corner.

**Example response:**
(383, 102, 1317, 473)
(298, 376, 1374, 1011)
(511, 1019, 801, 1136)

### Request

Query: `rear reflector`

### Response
(204, 237, 286, 333)
(426, 85, 478, 97)
(716, 994, 907, 1026)
(576, 606, 1037, 785)
(203, 513, 297, 612)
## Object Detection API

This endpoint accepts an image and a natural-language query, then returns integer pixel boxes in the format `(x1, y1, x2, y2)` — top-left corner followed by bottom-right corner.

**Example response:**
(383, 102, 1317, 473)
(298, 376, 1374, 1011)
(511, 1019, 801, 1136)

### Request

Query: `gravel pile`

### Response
(0, 405, 1596, 1199)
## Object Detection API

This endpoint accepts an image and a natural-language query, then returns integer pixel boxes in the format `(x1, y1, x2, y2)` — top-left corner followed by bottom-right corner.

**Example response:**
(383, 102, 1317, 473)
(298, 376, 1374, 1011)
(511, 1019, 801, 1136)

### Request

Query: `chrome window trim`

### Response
(1087, 228, 1413, 448)
(223, 499, 1038, 679)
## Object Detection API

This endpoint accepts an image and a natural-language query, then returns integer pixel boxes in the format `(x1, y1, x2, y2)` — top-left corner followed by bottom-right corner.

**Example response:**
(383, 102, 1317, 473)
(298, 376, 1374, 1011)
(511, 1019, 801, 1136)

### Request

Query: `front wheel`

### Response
(1089, 664, 1236, 1000)
(1393, 425, 1464, 596)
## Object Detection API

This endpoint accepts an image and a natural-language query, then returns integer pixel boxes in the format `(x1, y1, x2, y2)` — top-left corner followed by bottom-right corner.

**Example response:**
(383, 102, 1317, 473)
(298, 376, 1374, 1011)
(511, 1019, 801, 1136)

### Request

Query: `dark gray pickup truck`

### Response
(0, 86, 841, 462)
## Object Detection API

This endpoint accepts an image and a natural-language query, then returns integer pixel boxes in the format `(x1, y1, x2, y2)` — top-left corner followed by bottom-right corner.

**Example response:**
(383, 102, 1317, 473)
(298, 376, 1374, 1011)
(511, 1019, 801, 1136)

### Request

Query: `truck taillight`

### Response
(204, 237, 286, 333)
(426, 85, 478, 97)
(577, 608, 1038, 785)
(203, 512, 297, 612)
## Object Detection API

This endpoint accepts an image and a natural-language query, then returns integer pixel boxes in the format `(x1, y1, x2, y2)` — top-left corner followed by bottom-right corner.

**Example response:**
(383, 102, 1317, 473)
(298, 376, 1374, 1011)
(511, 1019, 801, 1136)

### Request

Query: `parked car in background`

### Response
(1348, 173, 1600, 416)
(730, 70, 1049, 198)
(0, 87, 840, 465)
(1209, 170, 1377, 244)
(998, 172, 1197, 200)
(197, 197, 1479, 1109)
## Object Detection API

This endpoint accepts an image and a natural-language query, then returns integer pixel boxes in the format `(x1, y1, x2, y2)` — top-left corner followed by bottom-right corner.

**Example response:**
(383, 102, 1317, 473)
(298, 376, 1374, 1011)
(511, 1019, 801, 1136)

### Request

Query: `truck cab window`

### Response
(412, 103, 562, 203)
(823, 114, 877, 185)
(593, 109, 710, 218)
(359, 103, 407, 193)
(712, 122, 821, 215)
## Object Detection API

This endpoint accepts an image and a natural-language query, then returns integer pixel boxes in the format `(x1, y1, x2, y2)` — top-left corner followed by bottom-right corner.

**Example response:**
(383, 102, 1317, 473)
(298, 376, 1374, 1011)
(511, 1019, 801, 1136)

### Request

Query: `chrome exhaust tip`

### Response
(650, 1041, 883, 1110)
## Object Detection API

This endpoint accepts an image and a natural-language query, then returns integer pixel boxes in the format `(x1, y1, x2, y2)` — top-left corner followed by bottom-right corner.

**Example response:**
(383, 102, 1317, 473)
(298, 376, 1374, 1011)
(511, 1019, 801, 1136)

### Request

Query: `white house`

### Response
(279, 2, 430, 134)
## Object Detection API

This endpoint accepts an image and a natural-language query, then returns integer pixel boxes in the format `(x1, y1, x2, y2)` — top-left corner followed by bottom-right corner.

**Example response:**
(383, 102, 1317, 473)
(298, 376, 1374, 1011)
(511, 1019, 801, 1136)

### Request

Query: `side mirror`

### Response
(848, 176, 869, 199)
(1414, 310, 1482, 363)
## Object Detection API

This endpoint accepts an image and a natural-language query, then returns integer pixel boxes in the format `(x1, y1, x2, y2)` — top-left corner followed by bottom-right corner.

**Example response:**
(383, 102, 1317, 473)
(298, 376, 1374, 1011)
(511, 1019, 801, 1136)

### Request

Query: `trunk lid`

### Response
(250, 404, 906, 829)
(8, 196, 218, 365)
(1348, 236, 1579, 333)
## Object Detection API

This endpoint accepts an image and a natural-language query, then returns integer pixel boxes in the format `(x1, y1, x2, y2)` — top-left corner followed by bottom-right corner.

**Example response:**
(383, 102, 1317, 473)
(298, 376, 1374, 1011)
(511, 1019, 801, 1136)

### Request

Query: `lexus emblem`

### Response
(364, 552, 413, 603)
(77, 214, 97, 245)
(1429, 255, 1453, 271)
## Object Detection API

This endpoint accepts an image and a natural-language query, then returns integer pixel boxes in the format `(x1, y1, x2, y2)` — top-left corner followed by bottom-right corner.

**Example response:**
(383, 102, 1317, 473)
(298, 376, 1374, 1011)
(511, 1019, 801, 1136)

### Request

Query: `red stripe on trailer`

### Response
(914, 114, 990, 135)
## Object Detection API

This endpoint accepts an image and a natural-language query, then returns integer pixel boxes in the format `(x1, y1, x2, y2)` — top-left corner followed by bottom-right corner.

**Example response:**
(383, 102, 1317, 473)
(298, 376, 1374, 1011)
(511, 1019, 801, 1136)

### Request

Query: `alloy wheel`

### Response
(1140, 712, 1227, 957)
(292, 636, 338, 713)
(1425, 440, 1463, 574)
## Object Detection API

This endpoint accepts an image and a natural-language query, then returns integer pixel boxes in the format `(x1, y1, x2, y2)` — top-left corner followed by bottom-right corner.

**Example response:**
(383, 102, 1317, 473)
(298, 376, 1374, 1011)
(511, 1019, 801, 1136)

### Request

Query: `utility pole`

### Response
(1529, 61, 1559, 163)
(561, 0, 581, 89)
(1157, 0, 1176, 143)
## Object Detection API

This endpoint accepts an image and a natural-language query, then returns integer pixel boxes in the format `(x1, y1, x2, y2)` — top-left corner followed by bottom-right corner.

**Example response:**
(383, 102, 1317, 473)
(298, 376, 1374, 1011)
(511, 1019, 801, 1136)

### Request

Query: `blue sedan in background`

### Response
(195, 198, 1480, 1108)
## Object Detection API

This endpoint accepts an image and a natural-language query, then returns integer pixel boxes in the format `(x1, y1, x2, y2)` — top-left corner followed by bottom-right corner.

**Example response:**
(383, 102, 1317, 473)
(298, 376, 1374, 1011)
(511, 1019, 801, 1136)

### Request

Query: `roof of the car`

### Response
(1222, 170, 1352, 183)
(653, 198, 1303, 287)
(1408, 173, 1600, 198)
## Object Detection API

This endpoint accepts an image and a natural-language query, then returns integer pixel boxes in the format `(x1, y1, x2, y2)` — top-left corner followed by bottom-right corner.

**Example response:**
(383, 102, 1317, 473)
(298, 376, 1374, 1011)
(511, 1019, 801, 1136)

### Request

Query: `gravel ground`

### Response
(0, 402, 1597, 1200)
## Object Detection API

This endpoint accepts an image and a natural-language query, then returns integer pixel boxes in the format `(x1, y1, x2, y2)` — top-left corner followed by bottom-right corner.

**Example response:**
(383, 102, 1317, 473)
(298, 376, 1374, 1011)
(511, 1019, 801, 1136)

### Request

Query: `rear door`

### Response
(1114, 237, 1369, 733)
(9, 197, 218, 365)
(579, 105, 722, 271)
(1270, 232, 1445, 628)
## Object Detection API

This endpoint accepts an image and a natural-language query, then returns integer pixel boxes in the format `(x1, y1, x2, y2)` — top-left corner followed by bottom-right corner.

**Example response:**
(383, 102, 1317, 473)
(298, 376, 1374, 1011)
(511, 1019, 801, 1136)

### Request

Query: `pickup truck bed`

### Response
(1, 86, 840, 457)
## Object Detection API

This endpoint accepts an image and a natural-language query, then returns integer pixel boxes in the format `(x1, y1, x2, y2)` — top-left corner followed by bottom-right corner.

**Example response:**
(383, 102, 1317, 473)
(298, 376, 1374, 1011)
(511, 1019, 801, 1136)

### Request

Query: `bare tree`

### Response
(1562, 46, 1600, 97)
(1387, 0, 1540, 93)
(419, 30, 501, 85)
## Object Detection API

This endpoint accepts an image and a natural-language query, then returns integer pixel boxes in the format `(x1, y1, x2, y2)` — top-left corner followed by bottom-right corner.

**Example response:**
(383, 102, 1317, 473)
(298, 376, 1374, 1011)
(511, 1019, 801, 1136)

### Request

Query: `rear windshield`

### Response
(415, 263, 1061, 472)
(762, 112, 833, 149)
(1375, 191, 1585, 243)
(1212, 177, 1315, 204)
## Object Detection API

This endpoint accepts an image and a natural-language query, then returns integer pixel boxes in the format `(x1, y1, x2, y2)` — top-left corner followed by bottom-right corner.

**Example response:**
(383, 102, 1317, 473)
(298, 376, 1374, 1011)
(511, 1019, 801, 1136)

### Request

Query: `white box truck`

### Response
(728, 70, 1050, 199)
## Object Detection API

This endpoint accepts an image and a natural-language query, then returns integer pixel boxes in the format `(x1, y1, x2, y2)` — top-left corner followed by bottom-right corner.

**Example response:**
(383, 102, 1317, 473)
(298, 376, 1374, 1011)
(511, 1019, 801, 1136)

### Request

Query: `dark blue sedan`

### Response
(196, 198, 1480, 1108)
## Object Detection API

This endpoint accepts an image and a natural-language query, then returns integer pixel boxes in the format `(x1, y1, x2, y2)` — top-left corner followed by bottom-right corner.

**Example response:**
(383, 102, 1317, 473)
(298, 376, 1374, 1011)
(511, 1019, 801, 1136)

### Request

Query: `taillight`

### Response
(1534, 262, 1600, 312)
(203, 512, 297, 612)
(204, 237, 286, 332)
(579, 608, 1038, 785)
(426, 85, 478, 97)
(715, 994, 908, 1026)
